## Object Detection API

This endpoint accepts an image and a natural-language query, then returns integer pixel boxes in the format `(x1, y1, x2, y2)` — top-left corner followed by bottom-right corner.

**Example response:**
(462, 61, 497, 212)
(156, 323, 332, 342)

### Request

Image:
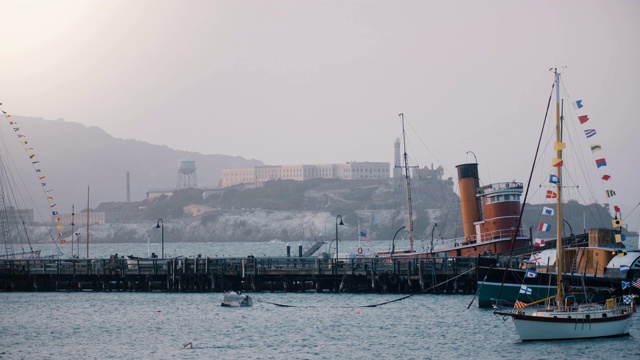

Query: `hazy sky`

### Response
(2, 0, 640, 228)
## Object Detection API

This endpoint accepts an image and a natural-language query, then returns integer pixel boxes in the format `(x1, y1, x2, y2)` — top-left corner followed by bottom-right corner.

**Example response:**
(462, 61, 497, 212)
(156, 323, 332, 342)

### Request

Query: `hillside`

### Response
(3, 116, 262, 213)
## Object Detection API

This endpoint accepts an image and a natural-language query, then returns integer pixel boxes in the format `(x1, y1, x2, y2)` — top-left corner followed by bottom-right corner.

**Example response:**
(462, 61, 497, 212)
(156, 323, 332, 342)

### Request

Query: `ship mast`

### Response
(399, 113, 414, 253)
(553, 68, 564, 305)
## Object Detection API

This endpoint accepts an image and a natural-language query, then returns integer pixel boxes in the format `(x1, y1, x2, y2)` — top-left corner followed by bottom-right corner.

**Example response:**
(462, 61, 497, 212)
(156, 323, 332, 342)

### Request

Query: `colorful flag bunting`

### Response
(534, 239, 546, 247)
(519, 285, 532, 295)
(605, 190, 616, 198)
(60, 239, 66, 244)
(590, 144, 602, 152)
(623, 295, 633, 305)
(614, 205, 621, 213)
(538, 223, 551, 231)
(618, 250, 627, 258)
(584, 129, 597, 138)
(514, 300, 527, 309)
(612, 218, 623, 227)
(595, 158, 607, 168)
(632, 278, 640, 290)
(615, 233, 622, 243)
(622, 281, 631, 289)
(546, 190, 557, 198)
(554, 142, 566, 151)
(542, 206, 555, 215)
(578, 115, 589, 124)
(573, 100, 584, 109)
(601, 175, 611, 181)
(549, 174, 560, 184)
(552, 158, 563, 167)
(525, 270, 538, 278)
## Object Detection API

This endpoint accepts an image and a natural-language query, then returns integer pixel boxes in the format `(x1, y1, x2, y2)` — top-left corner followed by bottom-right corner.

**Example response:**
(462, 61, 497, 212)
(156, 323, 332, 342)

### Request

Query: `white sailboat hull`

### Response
(510, 308, 633, 341)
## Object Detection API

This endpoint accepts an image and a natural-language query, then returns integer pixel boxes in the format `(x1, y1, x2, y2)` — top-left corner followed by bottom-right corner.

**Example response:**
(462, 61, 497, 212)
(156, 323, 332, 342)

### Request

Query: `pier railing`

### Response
(0, 255, 478, 293)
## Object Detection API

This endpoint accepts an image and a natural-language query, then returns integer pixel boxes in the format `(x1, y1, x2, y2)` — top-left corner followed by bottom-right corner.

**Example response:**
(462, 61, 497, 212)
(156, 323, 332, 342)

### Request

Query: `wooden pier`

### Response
(0, 256, 477, 294)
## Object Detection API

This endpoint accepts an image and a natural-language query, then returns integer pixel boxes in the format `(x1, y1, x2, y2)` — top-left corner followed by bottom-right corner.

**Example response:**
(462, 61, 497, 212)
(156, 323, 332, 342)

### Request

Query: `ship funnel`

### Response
(456, 163, 481, 240)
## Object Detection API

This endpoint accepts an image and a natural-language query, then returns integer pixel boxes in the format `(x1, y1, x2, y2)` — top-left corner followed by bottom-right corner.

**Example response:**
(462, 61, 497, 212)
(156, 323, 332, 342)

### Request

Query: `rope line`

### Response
(255, 266, 476, 308)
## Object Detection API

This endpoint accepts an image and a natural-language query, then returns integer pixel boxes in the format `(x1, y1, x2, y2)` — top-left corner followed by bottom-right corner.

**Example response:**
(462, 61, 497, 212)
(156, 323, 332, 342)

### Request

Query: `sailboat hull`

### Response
(510, 310, 633, 341)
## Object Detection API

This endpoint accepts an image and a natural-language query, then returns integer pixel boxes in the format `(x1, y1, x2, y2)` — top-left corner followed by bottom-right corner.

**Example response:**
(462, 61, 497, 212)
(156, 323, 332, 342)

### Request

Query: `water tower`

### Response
(176, 159, 198, 189)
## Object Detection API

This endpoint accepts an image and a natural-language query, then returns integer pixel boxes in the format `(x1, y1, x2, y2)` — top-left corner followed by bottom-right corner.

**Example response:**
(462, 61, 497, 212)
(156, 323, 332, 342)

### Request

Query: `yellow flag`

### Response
(554, 142, 566, 150)
(615, 234, 622, 243)
(612, 218, 623, 227)
(56, 225, 63, 230)
(552, 158, 564, 167)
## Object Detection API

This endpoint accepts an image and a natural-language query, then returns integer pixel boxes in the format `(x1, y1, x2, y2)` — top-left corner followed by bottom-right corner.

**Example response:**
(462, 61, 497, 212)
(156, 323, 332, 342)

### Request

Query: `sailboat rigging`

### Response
(493, 68, 635, 341)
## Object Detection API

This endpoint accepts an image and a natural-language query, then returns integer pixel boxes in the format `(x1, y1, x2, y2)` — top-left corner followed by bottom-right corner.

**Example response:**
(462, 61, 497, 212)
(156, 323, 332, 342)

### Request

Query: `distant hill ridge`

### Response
(5, 116, 262, 213)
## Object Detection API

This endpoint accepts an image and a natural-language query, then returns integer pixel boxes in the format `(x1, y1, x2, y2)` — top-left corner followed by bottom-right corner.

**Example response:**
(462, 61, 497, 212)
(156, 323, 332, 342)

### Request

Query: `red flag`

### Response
(614, 205, 621, 213)
(601, 174, 611, 181)
(578, 115, 589, 124)
(546, 190, 557, 198)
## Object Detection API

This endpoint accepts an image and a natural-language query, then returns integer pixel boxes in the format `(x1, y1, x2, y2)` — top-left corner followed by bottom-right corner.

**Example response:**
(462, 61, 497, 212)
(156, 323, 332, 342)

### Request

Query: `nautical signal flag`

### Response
(623, 295, 633, 305)
(554, 142, 566, 151)
(615, 233, 622, 243)
(595, 158, 607, 168)
(60, 239, 66, 244)
(549, 174, 560, 184)
(542, 206, 555, 215)
(605, 190, 616, 198)
(538, 223, 551, 232)
(584, 129, 597, 138)
(514, 300, 527, 309)
(519, 285, 532, 295)
(529, 253, 542, 263)
(620, 265, 630, 274)
(573, 100, 584, 109)
(534, 239, 546, 247)
(546, 190, 557, 198)
(614, 205, 621, 213)
(525, 269, 538, 278)
(578, 115, 589, 124)
(590, 144, 602, 153)
(618, 250, 627, 258)
(601, 174, 611, 181)
(612, 218, 623, 227)
(622, 281, 631, 289)
(552, 158, 563, 167)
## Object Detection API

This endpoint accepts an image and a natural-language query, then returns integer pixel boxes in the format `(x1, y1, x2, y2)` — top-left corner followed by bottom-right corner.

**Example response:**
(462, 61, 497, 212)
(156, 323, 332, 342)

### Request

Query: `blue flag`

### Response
(622, 281, 631, 289)
(549, 174, 560, 184)
(525, 269, 538, 278)
(573, 99, 584, 109)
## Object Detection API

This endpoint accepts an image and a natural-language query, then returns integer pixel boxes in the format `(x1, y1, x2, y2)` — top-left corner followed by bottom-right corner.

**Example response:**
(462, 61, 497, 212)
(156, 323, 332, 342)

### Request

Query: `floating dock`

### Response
(0, 256, 477, 294)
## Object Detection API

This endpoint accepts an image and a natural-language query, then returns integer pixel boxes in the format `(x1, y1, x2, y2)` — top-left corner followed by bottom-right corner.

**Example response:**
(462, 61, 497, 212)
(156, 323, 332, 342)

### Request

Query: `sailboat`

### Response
(493, 68, 635, 341)
(376, 114, 531, 259)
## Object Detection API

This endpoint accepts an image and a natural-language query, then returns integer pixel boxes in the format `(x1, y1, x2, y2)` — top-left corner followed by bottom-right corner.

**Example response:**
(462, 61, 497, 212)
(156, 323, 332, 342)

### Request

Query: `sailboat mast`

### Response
(399, 113, 414, 253)
(86, 185, 90, 258)
(71, 204, 75, 258)
(554, 68, 564, 304)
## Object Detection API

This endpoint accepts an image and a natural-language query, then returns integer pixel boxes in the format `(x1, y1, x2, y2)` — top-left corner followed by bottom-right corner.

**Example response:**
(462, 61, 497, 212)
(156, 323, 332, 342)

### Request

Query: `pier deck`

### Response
(0, 256, 477, 294)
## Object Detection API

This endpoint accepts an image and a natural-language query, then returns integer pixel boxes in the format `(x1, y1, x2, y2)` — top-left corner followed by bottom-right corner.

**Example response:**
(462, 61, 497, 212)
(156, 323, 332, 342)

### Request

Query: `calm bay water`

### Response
(2, 241, 639, 359)
(1, 292, 638, 359)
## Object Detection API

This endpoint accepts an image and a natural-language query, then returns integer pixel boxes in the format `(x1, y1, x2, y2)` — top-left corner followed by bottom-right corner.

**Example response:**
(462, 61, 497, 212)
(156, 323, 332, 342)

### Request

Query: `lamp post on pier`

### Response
(155, 218, 164, 258)
(335, 215, 344, 260)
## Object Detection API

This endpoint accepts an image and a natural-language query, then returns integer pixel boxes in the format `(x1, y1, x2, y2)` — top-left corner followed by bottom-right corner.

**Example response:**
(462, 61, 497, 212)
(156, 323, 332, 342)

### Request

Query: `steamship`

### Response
(378, 162, 532, 259)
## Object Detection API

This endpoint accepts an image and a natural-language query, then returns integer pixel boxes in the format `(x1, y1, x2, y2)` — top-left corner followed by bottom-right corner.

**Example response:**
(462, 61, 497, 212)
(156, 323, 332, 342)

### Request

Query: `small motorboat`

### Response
(221, 291, 253, 307)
